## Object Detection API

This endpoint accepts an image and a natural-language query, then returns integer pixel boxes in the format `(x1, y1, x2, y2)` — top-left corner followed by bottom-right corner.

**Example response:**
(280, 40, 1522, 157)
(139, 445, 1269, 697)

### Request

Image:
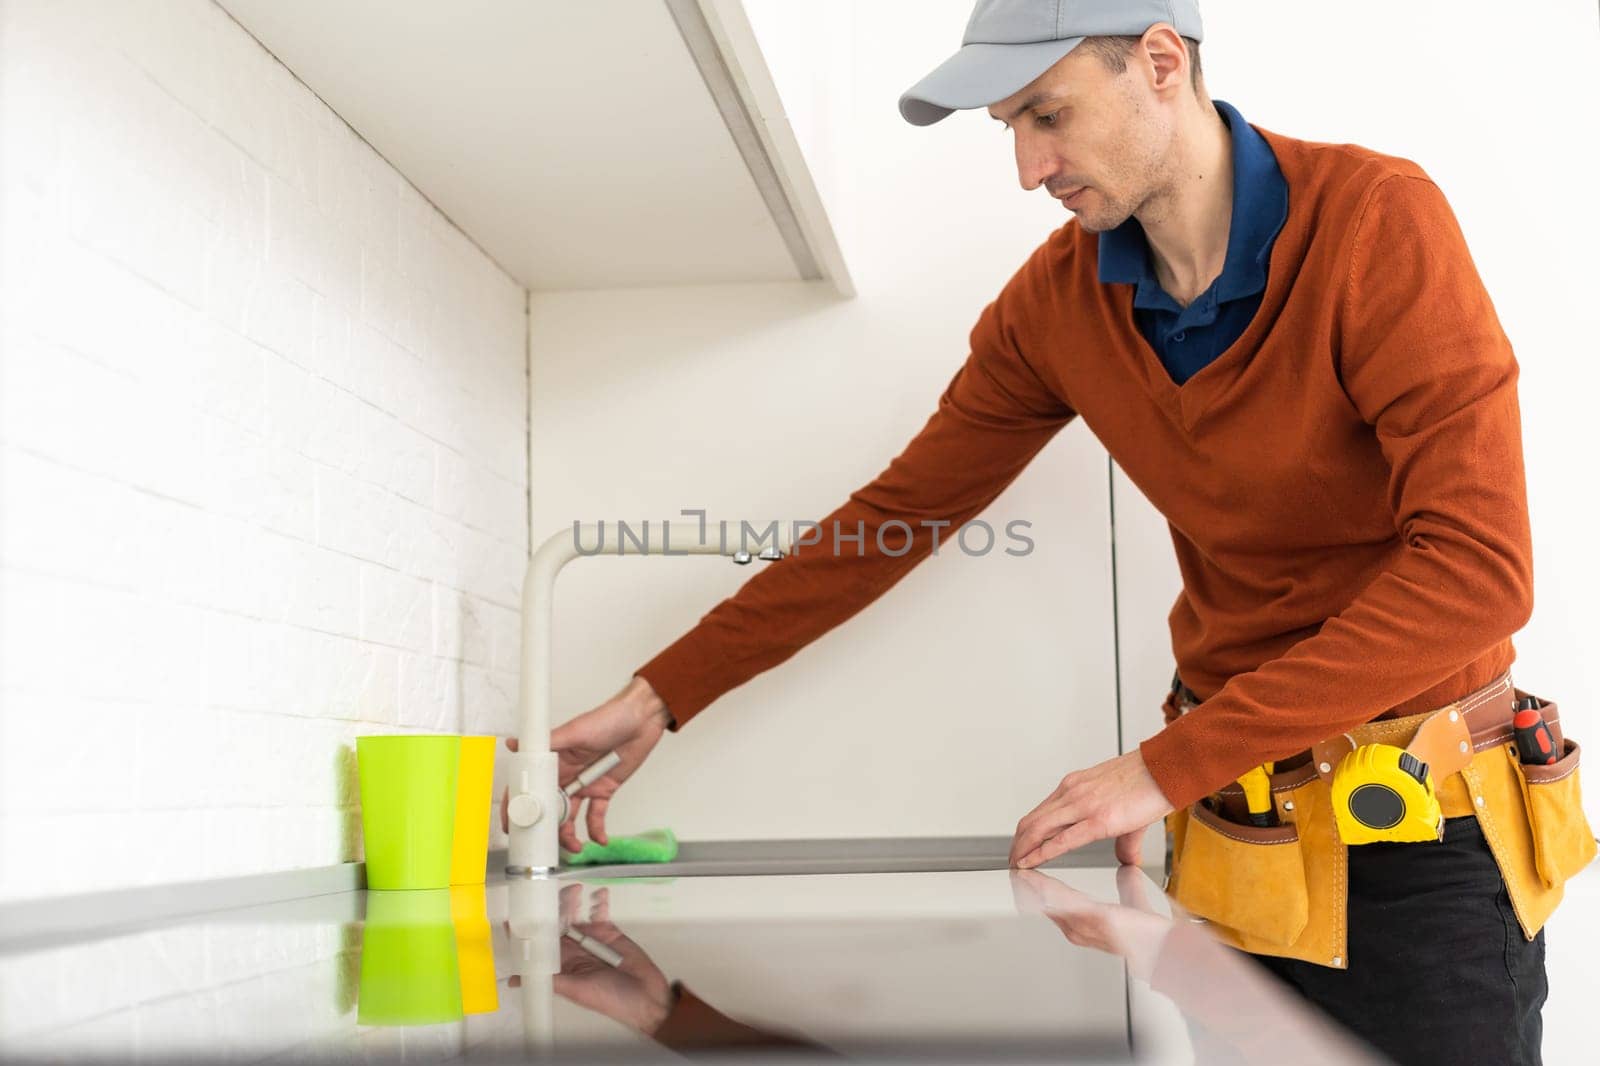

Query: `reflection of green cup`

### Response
(358, 889, 463, 1026)
(357, 735, 461, 890)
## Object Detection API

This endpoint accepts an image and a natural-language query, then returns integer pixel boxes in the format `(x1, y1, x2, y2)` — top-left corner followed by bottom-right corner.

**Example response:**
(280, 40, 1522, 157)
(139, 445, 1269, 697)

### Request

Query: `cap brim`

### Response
(898, 37, 1086, 126)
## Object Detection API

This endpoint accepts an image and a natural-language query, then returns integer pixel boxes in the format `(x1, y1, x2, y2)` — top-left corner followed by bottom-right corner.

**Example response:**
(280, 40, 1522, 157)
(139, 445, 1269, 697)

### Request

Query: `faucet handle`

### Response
(555, 750, 623, 828)
(563, 750, 622, 797)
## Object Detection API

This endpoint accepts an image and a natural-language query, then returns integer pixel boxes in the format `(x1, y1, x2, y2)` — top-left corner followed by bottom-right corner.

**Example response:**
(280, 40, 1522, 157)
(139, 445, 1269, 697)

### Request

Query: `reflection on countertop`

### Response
(0, 864, 1386, 1063)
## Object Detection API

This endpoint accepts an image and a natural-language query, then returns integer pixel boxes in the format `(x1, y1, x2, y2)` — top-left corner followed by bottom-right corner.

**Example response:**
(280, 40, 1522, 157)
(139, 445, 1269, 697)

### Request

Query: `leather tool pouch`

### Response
(1159, 682, 1598, 970)
(1510, 733, 1596, 889)
(1464, 692, 1597, 937)
(1167, 797, 1308, 947)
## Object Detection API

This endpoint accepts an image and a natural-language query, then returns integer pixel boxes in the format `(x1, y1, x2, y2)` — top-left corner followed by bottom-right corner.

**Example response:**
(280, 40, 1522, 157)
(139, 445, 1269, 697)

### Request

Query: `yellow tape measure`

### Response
(1330, 744, 1443, 844)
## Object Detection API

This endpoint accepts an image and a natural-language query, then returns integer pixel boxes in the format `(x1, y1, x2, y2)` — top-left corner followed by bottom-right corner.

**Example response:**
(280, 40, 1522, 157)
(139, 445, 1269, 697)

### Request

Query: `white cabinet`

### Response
(218, 0, 852, 294)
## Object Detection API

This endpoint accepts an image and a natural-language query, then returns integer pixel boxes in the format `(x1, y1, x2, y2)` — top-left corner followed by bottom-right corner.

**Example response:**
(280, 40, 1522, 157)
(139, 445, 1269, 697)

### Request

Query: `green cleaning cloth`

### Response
(561, 828, 678, 866)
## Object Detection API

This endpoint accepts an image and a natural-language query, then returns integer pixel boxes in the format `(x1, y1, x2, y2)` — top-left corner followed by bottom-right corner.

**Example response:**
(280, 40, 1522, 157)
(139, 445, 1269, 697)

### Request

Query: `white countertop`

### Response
(0, 862, 1390, 1064)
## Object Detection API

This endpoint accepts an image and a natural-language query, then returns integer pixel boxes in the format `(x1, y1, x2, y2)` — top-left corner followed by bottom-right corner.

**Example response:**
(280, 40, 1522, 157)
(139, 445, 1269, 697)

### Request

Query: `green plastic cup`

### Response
(357, 889, 464, 1026)
(357, 735, 461, 890)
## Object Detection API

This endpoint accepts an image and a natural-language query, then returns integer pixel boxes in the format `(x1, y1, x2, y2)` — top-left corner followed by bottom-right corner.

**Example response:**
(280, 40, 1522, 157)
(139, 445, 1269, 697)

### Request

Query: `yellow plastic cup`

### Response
(357, 735, 460, 890)
(450, 736, 497, 885)
(449, 884, 499, 1015)
(357, 889, 464, 1026)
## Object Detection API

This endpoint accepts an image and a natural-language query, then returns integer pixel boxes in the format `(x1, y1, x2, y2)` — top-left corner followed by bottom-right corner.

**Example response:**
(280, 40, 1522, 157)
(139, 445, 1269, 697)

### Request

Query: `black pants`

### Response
(1245, 816, 1547, 1066)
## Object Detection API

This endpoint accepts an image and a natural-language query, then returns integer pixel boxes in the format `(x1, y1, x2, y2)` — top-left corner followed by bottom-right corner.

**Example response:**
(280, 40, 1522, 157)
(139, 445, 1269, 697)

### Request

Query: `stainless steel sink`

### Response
(523, 835, 1127, 879)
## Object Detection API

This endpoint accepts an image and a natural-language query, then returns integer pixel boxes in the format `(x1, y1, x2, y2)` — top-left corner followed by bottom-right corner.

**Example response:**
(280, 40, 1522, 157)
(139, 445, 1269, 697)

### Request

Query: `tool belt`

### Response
(1161, 669, 1597, 970)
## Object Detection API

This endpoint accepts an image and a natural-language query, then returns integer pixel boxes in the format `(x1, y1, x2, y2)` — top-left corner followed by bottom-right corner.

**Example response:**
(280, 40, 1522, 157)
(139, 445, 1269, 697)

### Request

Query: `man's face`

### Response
(986, 43, 1175, 233)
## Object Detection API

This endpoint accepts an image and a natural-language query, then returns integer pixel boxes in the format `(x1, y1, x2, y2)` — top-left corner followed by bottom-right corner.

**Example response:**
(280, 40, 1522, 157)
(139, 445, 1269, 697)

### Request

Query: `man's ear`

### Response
(1139, 25, 1191, 94)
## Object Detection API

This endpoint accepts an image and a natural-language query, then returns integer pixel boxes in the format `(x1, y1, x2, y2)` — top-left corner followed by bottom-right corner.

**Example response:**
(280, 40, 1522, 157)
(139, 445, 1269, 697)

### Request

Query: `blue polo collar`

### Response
(1096, 99, 1287, 310)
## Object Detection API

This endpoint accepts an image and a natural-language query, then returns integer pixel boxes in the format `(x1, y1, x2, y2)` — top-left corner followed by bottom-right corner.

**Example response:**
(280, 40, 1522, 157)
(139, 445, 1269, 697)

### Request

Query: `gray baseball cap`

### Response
(899, 0, 1205, 126)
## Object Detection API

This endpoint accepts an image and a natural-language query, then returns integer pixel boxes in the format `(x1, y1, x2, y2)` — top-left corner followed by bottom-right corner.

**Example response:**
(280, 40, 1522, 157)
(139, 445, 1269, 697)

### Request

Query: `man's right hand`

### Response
(499, 674, 672, 853)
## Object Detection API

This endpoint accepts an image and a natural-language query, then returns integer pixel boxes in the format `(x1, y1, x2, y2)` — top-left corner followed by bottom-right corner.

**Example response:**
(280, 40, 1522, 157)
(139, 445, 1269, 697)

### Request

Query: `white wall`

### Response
(528, 0, 1120, 843)
(1115, 0, 1600, 829)
(0, 0, 529, 902)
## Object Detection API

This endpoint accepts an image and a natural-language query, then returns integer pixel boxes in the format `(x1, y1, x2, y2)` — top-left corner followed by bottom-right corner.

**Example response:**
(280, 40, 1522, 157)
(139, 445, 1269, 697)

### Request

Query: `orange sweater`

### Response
(635, 123, 1533, 810)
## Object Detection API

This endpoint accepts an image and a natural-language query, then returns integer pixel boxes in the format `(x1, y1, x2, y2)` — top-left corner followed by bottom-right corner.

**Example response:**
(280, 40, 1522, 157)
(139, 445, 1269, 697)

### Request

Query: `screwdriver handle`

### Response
(1239, 764, 1278, 827)
(1513, 710, 1558, 766)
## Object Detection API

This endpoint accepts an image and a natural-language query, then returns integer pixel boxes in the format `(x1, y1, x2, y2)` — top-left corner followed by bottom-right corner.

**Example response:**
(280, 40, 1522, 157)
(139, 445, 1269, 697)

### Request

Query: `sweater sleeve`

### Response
(1139, 173, 1535, 809)
(652, 982, 825, 1053)
(635, 249, 1077, 728)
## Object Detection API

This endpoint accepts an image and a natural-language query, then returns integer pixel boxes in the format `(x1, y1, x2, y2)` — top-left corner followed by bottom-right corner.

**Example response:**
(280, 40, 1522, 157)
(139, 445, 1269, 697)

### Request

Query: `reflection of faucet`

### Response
(504, 521, 793, 876)
(505, 878, 563, 1058)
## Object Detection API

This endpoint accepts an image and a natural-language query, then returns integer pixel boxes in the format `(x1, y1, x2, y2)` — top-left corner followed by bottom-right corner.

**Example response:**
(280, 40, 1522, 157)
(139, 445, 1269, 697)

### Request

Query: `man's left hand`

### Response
(1010, 750, 1175, 868)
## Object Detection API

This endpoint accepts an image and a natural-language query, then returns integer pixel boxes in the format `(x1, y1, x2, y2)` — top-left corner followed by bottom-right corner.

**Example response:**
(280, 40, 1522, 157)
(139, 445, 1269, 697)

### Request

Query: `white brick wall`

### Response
(0, 0, 529, 901)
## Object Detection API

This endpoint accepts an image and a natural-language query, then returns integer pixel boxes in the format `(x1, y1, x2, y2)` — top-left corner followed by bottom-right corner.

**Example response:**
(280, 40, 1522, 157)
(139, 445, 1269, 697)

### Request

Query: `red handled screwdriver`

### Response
(1512, 700, 1558, 766)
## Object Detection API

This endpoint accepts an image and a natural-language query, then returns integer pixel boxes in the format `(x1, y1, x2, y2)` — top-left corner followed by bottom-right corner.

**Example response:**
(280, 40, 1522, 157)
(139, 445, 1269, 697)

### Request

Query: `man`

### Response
(509, 2, 1585, 1061)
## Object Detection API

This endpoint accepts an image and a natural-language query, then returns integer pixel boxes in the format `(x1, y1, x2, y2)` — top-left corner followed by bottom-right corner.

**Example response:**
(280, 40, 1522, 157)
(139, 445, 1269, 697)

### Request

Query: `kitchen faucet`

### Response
(503, 520, 791, 875)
